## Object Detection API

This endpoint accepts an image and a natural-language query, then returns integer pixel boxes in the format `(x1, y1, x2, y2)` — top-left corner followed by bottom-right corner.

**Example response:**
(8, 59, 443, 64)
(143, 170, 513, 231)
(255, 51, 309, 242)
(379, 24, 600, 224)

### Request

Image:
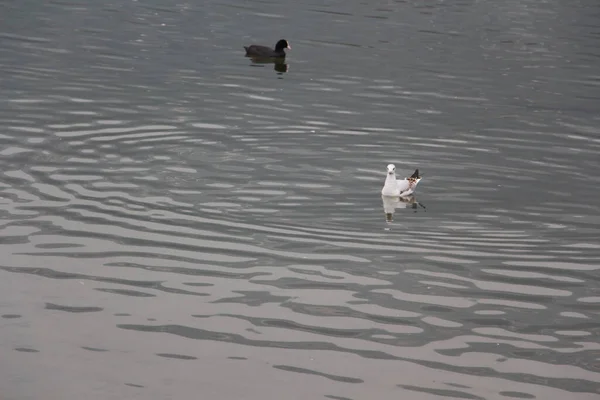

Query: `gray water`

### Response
(1, 0, 600, 399)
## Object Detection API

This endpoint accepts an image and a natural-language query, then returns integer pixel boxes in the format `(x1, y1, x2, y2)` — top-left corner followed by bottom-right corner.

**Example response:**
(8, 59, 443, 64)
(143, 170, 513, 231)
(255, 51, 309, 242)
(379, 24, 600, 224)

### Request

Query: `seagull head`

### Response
(387, 164, 396, 176)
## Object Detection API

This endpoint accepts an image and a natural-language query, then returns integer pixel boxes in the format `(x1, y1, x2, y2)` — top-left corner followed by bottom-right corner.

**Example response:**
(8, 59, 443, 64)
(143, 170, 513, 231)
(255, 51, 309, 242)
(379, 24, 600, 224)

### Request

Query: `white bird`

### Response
(381, 164, 422, 197)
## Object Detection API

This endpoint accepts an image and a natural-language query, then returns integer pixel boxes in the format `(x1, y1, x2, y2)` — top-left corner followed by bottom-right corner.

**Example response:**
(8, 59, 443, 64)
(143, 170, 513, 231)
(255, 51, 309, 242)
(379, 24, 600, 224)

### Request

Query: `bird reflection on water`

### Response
(382, 195, 426, 222)
(248, 57, 289, 74)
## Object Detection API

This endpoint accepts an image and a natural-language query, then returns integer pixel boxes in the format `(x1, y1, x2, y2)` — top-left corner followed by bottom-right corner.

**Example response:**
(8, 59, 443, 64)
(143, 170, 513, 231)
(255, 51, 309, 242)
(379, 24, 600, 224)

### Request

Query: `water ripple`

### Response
(2, 0, 600, 399)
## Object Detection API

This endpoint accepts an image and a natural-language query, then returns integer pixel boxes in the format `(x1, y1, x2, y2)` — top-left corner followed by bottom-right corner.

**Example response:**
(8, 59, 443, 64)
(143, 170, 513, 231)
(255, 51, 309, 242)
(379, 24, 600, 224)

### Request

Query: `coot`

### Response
(244, 39, 291, 58)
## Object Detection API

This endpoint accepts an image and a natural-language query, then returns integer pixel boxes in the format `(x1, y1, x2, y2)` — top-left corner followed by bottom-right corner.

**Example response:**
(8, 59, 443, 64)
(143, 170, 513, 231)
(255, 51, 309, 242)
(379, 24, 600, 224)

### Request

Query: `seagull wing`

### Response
(395, 179, 411, 194)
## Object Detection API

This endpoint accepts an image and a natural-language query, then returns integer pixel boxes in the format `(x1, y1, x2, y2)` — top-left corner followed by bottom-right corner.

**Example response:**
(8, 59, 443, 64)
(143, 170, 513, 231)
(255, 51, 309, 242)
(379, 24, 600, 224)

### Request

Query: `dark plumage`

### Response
(244, 39, 291, 58)
(410, 169, 420, 179)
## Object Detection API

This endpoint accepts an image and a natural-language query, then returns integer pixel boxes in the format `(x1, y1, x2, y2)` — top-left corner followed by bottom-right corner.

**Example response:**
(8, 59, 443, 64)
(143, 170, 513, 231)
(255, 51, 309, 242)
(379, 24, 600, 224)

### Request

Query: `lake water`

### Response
(1, 0, 599, 399)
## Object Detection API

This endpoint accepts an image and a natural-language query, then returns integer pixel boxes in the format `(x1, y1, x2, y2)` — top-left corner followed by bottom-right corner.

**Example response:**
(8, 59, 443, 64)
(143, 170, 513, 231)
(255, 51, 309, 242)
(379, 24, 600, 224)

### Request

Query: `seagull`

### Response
(381, 164, 422, 197)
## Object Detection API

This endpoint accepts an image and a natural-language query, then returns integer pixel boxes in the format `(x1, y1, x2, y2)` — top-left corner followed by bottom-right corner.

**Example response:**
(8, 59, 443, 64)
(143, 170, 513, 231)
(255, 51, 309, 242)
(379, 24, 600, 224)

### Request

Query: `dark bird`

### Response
(244, 39, 291, 58)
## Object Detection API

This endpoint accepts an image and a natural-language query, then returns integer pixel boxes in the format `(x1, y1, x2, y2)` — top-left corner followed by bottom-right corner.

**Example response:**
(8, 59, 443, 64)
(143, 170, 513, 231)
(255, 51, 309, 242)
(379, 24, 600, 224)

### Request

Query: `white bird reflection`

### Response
(382, 195, 426, 222)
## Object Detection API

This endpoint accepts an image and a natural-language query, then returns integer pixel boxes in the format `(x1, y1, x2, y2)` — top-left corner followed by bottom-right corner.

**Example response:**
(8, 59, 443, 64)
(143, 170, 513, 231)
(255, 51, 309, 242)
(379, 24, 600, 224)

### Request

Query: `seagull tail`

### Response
(410, 169, 420, 179)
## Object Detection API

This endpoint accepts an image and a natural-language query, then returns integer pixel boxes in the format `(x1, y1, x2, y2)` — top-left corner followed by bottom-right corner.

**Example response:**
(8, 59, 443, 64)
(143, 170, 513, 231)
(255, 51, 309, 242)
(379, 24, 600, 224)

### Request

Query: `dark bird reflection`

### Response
(382, 195, 426, 222)
(248, 57, 289, 74)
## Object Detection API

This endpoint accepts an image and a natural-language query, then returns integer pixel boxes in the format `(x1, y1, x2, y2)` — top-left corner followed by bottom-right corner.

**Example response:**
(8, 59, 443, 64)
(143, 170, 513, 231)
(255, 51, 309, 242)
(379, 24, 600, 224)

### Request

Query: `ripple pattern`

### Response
(1, 0, 600, 399)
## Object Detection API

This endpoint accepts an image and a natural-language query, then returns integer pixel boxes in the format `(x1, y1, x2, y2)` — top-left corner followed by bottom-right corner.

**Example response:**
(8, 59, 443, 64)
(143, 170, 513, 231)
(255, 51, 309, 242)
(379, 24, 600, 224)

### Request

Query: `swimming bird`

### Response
(381, 164, 421, 197)
(244, 39, 291, 58)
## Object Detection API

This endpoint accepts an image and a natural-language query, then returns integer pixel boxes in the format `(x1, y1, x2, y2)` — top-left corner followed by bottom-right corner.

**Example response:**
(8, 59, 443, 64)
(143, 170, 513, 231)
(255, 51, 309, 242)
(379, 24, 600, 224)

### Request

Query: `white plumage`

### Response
(381, 164, 422, 197)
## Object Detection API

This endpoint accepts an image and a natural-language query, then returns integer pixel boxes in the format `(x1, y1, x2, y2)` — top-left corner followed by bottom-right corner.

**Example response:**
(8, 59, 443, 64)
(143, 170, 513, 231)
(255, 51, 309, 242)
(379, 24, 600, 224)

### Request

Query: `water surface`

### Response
(1, 0, 599, 399)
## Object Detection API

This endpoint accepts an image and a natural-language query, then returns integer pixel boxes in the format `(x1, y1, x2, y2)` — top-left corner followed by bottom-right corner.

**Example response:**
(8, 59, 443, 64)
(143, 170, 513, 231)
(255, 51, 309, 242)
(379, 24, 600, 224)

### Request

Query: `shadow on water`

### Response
(247, 56, 289, 74)
(382, 195, 426, 222)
